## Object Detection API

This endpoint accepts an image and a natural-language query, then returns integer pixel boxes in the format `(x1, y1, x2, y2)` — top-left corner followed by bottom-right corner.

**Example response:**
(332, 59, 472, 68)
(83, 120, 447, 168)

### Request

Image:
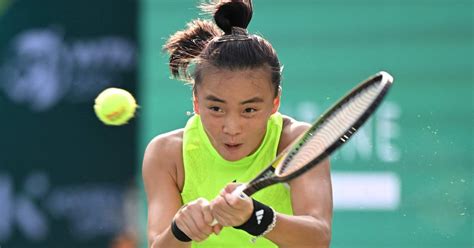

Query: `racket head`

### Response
(273, 71, 393, 181)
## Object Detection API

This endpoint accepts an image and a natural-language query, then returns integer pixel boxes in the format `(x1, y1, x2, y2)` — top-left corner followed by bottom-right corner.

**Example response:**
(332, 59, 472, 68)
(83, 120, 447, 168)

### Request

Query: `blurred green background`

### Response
(0, 0, 472, 247)
(0, 0, 138, 247)
(139, 0, 473, 248)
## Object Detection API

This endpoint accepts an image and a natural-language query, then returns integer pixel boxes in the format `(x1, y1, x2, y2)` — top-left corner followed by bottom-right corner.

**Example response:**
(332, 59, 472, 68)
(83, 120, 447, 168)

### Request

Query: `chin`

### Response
(219, 148, 247, 161)
(221, 153, 244, 162)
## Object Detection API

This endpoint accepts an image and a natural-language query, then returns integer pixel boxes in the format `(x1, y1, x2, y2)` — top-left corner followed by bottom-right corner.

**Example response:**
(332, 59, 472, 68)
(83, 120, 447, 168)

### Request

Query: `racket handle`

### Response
(210, 184, 248, 226)
(231, 183, 248, 197)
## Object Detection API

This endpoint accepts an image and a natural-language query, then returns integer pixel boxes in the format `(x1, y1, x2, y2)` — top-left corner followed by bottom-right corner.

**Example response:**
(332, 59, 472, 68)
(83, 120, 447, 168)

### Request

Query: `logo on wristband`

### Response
(256, 209, 264, 225)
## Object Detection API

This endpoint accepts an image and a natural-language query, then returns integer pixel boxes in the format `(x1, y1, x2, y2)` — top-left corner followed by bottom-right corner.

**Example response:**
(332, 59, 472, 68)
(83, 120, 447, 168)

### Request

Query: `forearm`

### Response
(149, 226, 191, 248)
(264, 213, 331, 248)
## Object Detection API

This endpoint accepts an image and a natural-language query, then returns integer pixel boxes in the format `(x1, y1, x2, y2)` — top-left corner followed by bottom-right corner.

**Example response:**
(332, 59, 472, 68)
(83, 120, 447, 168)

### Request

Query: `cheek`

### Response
(200, 115, 221, 137)
(245, 117, 269, 136)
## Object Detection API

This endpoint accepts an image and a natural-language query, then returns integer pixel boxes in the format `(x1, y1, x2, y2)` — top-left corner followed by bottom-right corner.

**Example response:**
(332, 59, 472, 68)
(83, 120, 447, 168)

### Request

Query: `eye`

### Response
(208, 106, 223, 112)
(244, 108, 257, 113)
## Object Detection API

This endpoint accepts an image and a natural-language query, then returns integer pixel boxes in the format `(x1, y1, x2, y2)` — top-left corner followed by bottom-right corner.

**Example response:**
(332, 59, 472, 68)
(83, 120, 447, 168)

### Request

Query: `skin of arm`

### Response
(142, 130, 222, 248)
(211, 116, 333, 247)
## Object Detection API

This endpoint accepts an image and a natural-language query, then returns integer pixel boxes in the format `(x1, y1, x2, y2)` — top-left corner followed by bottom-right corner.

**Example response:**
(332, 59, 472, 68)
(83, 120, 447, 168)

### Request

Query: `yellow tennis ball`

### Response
(94, 87, 137, 125)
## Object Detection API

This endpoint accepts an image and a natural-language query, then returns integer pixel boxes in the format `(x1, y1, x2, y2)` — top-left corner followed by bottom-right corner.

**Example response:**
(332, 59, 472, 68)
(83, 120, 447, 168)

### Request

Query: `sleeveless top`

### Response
(181, 113, 293, 247)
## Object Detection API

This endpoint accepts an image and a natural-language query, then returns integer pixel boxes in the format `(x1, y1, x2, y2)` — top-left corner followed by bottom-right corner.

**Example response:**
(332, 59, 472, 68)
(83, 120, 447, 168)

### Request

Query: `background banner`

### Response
(139, 0, 473, 247)
(0, 0, 138, 247)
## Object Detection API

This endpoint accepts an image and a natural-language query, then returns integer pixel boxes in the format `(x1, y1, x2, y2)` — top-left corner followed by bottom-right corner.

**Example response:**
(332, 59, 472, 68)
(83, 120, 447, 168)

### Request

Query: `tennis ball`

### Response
(94, 87, 137, 125)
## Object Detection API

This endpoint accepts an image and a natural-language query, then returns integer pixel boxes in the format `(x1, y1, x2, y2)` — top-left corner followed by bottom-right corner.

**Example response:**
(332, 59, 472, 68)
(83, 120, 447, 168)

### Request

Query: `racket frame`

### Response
(241, 71, 393, 196)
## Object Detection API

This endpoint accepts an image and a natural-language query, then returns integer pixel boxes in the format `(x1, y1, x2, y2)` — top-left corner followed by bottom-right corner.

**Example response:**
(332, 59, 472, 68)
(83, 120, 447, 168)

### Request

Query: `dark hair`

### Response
(163, 0, 281, 97)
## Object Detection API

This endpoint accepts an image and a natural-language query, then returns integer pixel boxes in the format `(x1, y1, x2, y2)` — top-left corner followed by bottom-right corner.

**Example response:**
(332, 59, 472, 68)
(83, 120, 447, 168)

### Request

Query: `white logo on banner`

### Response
(0, 28, 136, 112)
(0, 172, 128, 242)
(281, 100, 402, 210)
(281, 101, 401, 163)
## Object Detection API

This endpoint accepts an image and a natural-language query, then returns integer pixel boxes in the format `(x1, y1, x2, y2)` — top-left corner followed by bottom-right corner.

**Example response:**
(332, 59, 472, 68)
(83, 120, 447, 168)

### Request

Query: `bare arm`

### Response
(265, 158, 332, 247)
(143, 132, 221, 248)
(264, 120, 333, 247)
(142, 134, 189, 248)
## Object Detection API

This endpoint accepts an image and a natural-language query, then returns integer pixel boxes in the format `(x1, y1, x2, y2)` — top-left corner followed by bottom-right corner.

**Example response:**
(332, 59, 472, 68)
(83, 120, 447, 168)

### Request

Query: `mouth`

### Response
(224, 143, 243, 151)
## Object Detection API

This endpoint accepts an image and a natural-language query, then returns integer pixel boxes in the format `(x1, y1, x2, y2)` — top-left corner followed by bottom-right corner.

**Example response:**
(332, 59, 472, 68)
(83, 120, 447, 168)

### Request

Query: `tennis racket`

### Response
(233, 70, 394, 197)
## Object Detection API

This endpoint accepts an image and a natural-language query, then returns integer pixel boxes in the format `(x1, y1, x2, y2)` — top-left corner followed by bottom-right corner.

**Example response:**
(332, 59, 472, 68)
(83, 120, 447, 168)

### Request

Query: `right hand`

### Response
(173, 198, 223, 242)
(210, 183, 253, 227)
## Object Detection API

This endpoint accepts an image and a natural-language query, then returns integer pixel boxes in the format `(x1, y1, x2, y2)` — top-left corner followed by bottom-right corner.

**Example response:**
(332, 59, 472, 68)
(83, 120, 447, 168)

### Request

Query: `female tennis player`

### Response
(142, 1, 332, 247)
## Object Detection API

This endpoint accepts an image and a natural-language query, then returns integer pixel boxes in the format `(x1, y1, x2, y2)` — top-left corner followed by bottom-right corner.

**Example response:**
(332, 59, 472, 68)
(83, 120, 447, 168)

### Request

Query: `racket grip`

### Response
(231, 183, 247, 197)
(210, 184, 248, 226)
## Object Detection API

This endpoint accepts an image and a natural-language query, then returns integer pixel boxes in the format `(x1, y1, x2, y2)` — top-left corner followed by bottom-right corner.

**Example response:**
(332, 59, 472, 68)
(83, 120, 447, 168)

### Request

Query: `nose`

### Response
(222, 115, 242, 137)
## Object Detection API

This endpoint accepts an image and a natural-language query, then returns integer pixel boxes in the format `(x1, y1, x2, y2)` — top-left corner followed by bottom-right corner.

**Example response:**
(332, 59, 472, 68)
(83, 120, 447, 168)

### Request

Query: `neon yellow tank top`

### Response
(181, 112, 293, 247)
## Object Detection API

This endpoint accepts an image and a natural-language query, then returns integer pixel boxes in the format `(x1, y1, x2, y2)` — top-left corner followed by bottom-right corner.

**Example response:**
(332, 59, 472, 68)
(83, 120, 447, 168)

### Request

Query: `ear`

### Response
(271, 87, 281, 114)
(193, 92, 200, 114)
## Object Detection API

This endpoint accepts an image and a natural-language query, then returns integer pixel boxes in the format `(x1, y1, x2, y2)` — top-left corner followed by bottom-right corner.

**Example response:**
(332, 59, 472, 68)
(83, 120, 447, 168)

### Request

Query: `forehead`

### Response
(197, 67, 274, 96)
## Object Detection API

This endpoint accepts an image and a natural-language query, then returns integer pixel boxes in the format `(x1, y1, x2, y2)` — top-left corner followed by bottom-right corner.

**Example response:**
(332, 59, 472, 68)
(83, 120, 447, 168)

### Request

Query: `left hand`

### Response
(210, 183, 254, 227)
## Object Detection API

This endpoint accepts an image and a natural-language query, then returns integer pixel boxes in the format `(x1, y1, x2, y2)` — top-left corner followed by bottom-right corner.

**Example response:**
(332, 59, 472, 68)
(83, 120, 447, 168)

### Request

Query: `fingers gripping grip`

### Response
(211, 184, 247, 226)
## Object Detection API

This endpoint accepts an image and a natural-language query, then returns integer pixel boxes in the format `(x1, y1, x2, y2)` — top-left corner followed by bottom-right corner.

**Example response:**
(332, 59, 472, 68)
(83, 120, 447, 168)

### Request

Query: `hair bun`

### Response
(214, 0, 253, 34)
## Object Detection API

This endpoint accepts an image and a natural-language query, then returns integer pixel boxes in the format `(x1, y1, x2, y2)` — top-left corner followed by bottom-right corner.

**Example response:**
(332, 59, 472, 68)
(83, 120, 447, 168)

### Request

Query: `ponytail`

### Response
(163, 19, 222, 82)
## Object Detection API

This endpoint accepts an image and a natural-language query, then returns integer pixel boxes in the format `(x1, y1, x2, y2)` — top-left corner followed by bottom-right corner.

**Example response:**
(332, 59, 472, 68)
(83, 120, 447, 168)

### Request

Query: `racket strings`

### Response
(277, 83, 383, 177)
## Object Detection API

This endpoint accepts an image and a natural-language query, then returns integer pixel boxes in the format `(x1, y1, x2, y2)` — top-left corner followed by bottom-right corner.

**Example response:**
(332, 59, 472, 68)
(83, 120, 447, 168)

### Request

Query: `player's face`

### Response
(194, 67, 280, 161)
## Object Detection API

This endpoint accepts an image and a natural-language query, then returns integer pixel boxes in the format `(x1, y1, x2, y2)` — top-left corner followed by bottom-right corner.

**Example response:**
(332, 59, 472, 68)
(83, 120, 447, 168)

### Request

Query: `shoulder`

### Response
(144, 129, 184, 156)
(143, 129, 184, 165)
(278, 114, 311, 153)
(142, 129, 184, 187)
